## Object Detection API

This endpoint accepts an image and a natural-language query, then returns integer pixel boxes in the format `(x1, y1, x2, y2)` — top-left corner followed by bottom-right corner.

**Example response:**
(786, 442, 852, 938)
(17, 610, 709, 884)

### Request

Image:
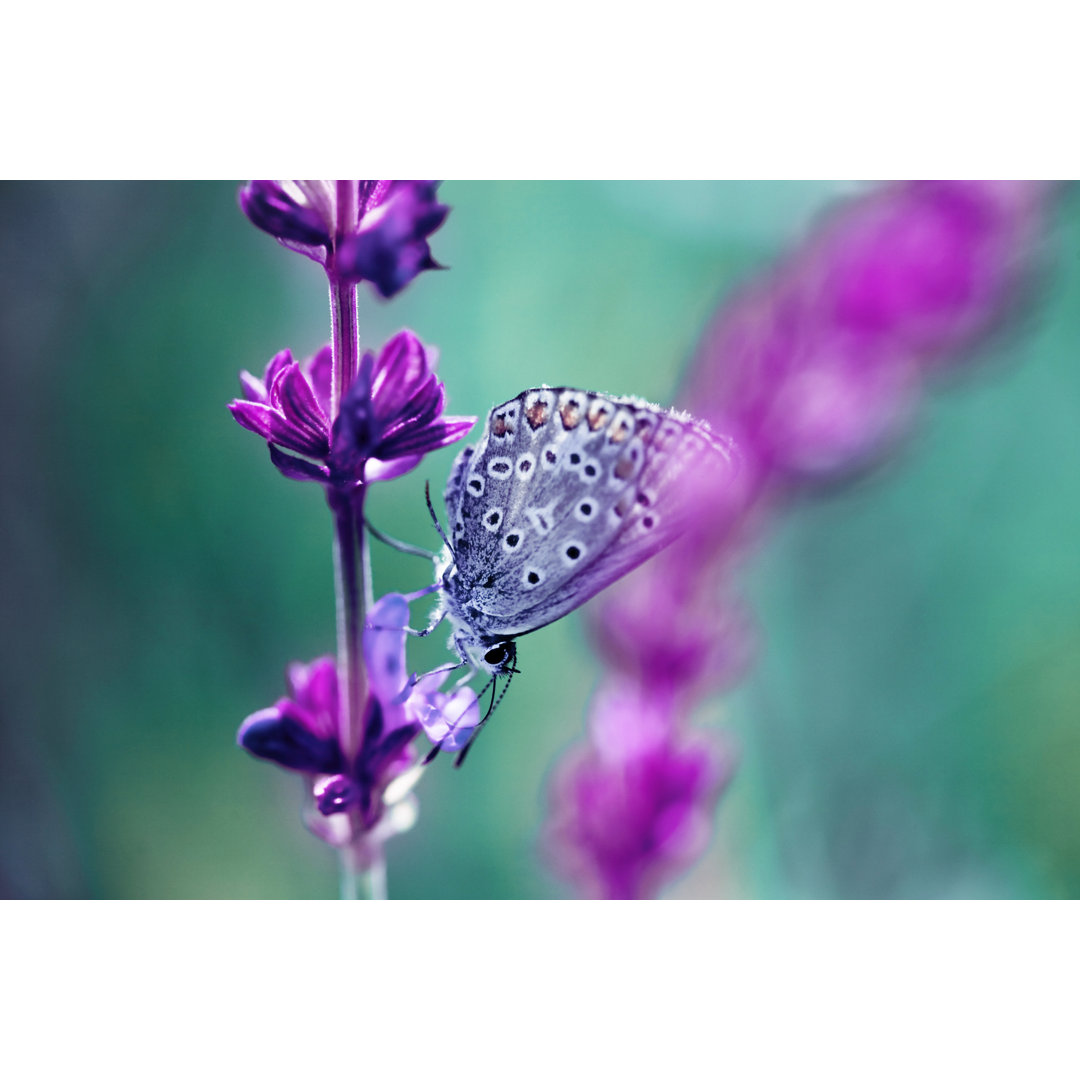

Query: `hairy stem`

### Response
(328, 279, 359, 422)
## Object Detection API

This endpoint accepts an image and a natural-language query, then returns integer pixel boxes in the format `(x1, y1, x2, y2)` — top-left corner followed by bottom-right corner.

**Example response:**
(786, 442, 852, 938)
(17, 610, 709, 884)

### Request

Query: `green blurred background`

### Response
(1, 181, 1077, 899)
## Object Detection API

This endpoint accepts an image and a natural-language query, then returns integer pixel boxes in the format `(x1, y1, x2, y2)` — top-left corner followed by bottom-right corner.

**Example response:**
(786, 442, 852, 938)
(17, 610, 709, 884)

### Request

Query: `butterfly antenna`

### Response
(365, 518, 440, 562)
(424, 480, 456, 561)
(455, 667, 516, 769)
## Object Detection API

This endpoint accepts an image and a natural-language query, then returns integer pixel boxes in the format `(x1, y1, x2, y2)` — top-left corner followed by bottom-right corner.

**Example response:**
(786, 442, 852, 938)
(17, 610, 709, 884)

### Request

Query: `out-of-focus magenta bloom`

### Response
(239, 180, 449, 298)
(237, 594, 480, 845)
(229, 330, 474, 486)
(591, 563, 753, 694)
(544, 682, 735, 900)
(547, 180, 1055, 900)
(685, 180, 1051, 485)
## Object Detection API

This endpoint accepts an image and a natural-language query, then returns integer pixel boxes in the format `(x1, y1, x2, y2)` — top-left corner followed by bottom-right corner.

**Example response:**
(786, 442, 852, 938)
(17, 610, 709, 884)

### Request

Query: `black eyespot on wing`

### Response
(569, 452, 581, 465)
(566, 545, 580, 560)
(506, 533, 520, 548)
(584, 463, 597, 477)
(580, 502, 592, 516)
(527, 571, 540, 584)
(487, 511, 500, 526)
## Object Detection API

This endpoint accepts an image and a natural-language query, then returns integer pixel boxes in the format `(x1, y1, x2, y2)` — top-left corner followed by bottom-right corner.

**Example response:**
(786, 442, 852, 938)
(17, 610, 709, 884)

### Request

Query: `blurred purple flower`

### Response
(685, 180, 1051, 485)
(547, 180, 1055, 900)
(238, 593, 480, 845)
(239, 180, 449, 298)
(545, 681, 735, 900)
(229, 331, 474, 486)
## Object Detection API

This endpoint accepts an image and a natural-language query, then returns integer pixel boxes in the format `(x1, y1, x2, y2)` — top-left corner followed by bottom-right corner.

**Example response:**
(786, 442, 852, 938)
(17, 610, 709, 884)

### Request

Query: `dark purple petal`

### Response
(357, 181, 393, 217)
(376, 415, 475, 460)
(374, 379, 446, 451)
(268, 444, 330, 483)
(228, 400, 327, 457)
(335, 181, 449, 298)
(327, 351, 378, 477)
(263, 348, 295, 391)
(238, 370, 268, 403)
(362, 722, 421, 780)
(274, 363, 331, 453)
(371, 330, 432, 416)
(286, 657, 339, 740)
(305, 345, 334, 418)
(237, 708, 344, 774)
(239, 181, 332, 250)
(228, 400, 277, 442)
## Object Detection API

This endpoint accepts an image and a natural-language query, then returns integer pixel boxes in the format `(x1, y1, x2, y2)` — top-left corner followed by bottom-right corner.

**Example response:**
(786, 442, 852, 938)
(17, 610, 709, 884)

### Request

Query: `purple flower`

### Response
(544, 682, 735, 900)
(547, 181, 1055, 899)
(229, 331, 474, 486)
(684, 180, 1051, 485)
(239, 180, 449, 298)
(329, 330, 476, 484)
(238, 594, 480, 845)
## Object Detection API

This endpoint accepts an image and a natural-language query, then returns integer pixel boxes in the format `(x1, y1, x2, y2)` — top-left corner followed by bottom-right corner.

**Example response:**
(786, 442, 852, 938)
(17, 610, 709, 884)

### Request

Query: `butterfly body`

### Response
(436, 387, 737, 674)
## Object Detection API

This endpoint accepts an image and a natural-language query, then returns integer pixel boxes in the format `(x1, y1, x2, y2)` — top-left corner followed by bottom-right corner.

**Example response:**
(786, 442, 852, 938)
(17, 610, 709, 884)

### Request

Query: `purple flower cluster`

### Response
(545, 681, 734, 899)
(545, 180, 1055, 899)
(229, 330, 474, 486)
(240, 181, 448, 299)
(232, 181, 472, 896)
(238, 595, 479, 852)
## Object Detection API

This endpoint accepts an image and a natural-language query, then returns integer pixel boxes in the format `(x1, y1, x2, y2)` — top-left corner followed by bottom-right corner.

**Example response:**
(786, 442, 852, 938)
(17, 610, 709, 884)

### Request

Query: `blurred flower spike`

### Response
(237, 594, 480, 853)
(548, 180, 1056, 899)
(685, 180, 1053, 486)
(239, 180, 449, 298)
(229, 330, 475, 486)
(545, 681, 735, 900)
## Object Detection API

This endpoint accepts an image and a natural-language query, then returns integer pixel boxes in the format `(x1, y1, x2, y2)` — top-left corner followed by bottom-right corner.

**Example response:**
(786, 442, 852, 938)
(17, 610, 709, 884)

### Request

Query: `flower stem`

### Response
(339, 840, 387, 901)
(331, 486, 368, 765)
(328, 278, 360, 422)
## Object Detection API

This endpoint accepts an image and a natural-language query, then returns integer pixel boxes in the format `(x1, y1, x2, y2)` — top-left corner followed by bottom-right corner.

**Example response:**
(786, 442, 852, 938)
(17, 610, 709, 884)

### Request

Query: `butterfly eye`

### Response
(484, 644, 509, 666)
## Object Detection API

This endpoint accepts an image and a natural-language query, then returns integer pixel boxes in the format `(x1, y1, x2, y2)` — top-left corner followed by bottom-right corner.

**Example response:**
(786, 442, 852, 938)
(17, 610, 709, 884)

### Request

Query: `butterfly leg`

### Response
(390, 659, 469, 706)
(365, 518, 440, 562)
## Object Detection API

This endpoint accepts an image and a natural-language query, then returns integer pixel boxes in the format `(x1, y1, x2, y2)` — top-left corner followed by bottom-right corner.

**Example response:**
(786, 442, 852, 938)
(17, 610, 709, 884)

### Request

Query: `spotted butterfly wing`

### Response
(439, 387, 737, 646)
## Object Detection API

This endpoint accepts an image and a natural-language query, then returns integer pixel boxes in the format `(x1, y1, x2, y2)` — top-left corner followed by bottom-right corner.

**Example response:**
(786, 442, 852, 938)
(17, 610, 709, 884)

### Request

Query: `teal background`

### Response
(1, 181, 1077, 899)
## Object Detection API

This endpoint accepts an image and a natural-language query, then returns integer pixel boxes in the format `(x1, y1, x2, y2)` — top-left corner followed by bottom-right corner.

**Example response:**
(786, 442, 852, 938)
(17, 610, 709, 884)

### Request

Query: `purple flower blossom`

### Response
(684, 181, 1051, 485)
(239, 180, 449, 298)
(229, 331, 474, 486)
(329, 330, 476, 484)
(238, 594, 481, 848)
(544, 681, 735, 900)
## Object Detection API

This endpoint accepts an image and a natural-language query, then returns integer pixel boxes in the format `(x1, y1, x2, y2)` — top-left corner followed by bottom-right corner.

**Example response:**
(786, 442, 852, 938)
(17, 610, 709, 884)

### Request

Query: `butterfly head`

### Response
(450, 625, 518, 676)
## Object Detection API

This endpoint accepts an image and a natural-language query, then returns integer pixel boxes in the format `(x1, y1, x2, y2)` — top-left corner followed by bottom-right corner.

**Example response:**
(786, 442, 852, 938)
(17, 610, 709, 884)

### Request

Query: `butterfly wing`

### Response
(444, 387, 738, 639)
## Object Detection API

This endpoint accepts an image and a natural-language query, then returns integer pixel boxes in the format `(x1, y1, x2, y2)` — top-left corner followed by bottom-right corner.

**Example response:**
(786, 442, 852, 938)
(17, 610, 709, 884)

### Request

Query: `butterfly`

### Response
(433, 386, 738, 679)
